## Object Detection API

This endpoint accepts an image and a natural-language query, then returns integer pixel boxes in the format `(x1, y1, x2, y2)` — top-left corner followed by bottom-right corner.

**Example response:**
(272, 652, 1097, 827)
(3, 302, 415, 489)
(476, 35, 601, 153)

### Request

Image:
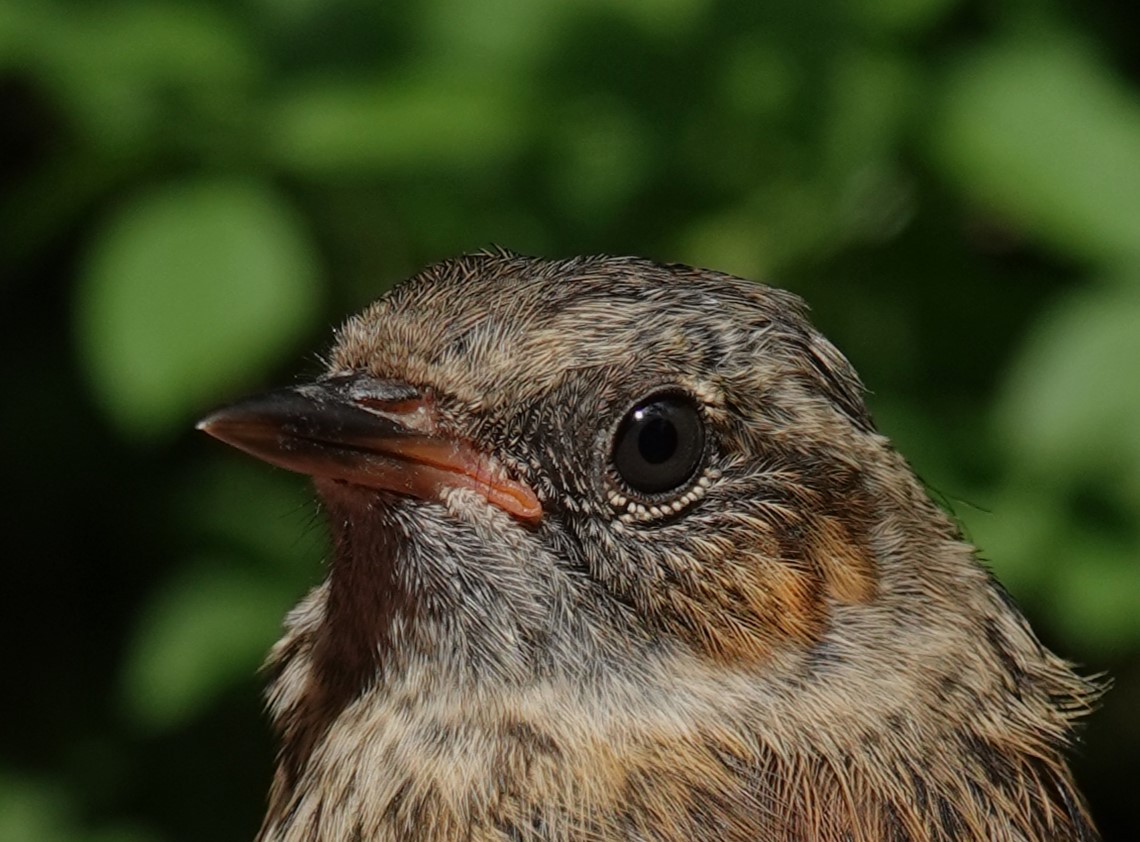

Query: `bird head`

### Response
(200, 252, 1099, 841)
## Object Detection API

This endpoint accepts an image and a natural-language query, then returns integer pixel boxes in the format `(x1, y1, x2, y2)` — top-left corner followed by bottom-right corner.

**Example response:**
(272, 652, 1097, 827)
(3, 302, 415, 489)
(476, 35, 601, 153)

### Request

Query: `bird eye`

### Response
(612, 394, 705, 495)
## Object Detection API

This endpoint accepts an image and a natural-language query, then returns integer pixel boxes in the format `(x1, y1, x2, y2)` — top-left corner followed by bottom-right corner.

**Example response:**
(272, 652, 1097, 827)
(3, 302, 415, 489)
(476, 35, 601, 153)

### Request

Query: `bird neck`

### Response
(258, 487, 1099, 841)
(259, 619, 1098, 842)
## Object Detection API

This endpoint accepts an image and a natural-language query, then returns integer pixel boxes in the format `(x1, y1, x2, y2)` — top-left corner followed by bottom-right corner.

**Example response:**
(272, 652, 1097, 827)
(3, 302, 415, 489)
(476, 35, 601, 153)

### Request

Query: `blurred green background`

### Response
(2, 0, 1138, 839)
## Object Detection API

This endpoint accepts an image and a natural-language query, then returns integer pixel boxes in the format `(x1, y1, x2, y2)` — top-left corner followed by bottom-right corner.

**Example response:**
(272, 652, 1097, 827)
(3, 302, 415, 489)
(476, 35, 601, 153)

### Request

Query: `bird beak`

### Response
(196, 375, 542, 523)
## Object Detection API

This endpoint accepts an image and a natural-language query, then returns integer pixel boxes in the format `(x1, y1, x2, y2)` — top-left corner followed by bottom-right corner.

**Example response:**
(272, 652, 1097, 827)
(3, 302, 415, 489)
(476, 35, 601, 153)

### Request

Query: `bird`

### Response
(199, 251, 1101, 842)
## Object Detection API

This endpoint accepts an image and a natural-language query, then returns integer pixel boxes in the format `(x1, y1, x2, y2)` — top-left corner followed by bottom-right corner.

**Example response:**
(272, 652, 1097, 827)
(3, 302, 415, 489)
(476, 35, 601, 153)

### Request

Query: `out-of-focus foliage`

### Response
(1, 0, 1137, 839)
(77, 180, 320, 438)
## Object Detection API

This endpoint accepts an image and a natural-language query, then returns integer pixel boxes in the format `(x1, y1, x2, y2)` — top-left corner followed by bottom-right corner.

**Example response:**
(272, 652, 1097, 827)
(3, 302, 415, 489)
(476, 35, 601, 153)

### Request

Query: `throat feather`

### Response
(277, 487, 414, 791)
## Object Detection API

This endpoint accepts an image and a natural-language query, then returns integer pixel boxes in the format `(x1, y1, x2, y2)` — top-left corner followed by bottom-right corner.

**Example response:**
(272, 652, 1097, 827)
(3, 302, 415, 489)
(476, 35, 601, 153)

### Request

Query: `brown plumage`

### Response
(199, 251, 1101, 841)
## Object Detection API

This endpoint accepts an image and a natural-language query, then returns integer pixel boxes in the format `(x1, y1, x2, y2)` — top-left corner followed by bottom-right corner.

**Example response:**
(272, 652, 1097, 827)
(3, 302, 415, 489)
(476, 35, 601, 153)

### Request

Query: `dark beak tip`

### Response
(195, 405, 263, 447)
(196, 407, 237, 438)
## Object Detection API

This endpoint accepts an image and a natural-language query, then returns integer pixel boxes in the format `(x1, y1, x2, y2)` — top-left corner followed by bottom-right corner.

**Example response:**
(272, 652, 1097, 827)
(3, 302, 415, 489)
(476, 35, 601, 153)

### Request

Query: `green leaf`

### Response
(958, 483, 1140, 653)
(850, 0, 959, 35)
(268, 76, 527, 177)
(1051, 532, 1140, 653)
(75, 180, 321, 440)
(1, 2, 259, 152)
(418, 0, 564, 64)
(957, 483, 1068, 600)
(934, 39, 1140, 263)
(0, 774, 71, 842)
(547, 102, 649, 222)
(996, 283, 1140, 484)
(0, 2, 41, 66)
(0, 773, 162, 842)
(120, 559, 293, 730)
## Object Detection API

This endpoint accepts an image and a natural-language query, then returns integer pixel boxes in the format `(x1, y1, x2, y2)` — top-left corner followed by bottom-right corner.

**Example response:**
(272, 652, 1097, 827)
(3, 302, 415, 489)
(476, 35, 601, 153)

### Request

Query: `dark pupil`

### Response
(638, 417, 677, 464)
(613, 395, 705, 496)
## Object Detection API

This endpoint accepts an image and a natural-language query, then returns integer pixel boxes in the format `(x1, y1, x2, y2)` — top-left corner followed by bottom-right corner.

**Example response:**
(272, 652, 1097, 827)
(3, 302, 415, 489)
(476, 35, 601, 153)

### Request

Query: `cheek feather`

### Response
(811, 516, 878, 605)
(627, 520, 827, 665)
